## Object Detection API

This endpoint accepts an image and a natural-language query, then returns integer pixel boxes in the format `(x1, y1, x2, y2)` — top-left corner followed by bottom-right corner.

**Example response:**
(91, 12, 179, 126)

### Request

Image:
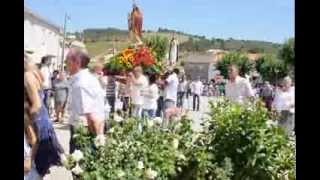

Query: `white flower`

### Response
(60, 153, 69, 167)
(191, 133, 200, 144)
(175, 122, 182, 129)
(71, 163, 84, 175)
(72, 134, 79, 138)
(153, 117, 162, 125)
(147, 120, 154, 128)
(94, 135, 106, 147)
(172, 139, 179, 149)
(211, 101, 218, 107)
(108, 138, 116, 145)
(177, 167, 182, 172)
(71, 150, 84, 162)
(117, 170, 125, 178)
(137, 161, 144, 169)
(114, 114, 124, 122)
(203, 121, 211, 128)
(108, 127, 115, 133)
(177, 153, 186, 161)
(145, 168, 158, 179)
(266, 120, 277, 127)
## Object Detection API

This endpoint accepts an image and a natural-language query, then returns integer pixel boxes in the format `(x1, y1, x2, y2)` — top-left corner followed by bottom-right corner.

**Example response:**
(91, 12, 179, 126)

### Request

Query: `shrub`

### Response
(256, 55, 289, 84)
(216, 52, 255, 78)
(65, 98, 295, 180)
(202, 98, 295, 179)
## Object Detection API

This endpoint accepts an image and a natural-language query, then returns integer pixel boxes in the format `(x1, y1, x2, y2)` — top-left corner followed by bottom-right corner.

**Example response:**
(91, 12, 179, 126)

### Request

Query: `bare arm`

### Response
(24, 72, 41, 115)
(244, 80, 255, 98)
(24, 158, 31, 175)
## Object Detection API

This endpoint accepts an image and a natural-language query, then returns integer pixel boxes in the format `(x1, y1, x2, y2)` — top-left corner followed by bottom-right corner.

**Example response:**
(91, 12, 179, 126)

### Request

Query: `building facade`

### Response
(24, 6, 63, 70)
(182, 52, 216, 81)
(183, 50, 262, 82)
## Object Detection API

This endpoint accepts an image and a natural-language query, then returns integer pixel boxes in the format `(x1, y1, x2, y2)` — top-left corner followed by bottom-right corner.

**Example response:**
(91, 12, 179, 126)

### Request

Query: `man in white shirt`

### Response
(128, 66, 148, 118)
(191, 76, 203, 111)
(40, 56, 52, 110)
(225, 64, 254, 103)
(272, 77, 295, 135)
(163, 68, 180, 111)
(177, 77, 187, 108)
(65, 48, 105, 153)
(141, 74, 159, 118)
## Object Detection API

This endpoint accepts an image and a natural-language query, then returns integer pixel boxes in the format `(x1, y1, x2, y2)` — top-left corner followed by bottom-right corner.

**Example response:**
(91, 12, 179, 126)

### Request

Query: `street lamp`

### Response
(61, 13, 70, 72)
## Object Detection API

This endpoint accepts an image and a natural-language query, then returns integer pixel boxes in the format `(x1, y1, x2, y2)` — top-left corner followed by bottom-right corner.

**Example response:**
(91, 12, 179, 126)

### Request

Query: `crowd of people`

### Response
(24, 48, 295, 179)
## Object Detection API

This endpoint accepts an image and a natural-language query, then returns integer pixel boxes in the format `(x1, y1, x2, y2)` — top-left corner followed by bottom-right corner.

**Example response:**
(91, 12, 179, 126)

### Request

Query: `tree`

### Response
(279, 38, 294, 66)
(216, 52, 255, 78)
(279, 38, 294, 78)
(255, 55, 289, 84)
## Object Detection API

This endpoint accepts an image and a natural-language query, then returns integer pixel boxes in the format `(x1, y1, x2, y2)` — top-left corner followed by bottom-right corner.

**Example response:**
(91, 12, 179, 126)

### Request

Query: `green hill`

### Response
(82, 27, 281, 57)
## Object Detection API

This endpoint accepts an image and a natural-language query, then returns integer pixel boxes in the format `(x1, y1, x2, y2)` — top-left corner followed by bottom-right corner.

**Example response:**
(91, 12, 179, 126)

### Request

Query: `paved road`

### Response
(45, 96, 213, 179)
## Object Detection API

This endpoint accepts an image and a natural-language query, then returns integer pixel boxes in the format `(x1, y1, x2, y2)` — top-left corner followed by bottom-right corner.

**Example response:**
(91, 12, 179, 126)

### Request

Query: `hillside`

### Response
(81, 28, 281, 57)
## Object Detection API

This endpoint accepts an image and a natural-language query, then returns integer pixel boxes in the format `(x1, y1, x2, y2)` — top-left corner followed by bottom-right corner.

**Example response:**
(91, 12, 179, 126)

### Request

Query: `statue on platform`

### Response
(128, 3, 143, 45)
(168, 35, 179, 66)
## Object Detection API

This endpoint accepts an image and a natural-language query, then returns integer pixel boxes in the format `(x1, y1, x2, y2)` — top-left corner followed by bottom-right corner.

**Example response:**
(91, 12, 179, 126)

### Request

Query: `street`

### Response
(44, 96, 212, 179)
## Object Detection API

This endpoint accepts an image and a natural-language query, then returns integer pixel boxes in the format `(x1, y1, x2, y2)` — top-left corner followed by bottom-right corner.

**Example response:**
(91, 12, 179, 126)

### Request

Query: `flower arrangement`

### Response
(104, 45, 162, 74)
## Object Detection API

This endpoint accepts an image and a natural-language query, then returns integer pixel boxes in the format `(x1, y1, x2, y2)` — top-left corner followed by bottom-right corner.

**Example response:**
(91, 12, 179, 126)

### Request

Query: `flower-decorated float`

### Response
(104, 45, 164, 75)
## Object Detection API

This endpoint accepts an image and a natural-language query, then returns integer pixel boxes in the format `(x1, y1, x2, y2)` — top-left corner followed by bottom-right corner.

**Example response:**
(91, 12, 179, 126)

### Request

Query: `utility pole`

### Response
(61, 13, 69, 72)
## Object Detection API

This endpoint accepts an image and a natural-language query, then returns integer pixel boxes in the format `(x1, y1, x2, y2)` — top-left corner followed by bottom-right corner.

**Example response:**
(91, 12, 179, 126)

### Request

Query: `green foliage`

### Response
(143, 35, 169, 62)
(203, 98, 295, 179)
(179, 37, 280, 53)
(256, 55, 289, 84)
(216, 52, 255, 77)
(279, 38, 294, 67)
(68, 99, 295, 180)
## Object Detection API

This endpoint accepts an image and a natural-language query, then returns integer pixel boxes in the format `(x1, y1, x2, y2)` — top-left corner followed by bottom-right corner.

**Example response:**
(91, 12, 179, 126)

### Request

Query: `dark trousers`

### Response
(107, 96, 116, 114)
(142, 109, 156, 119)
(186, 89, 192, 99)
(262, 97, 273, 111)
(69, 126, 79, 154)
(43, 89, 51, 110)
(156, 96, 164, 117)
(177, 92, 185, 108)
(121, 97, 130, 112)
(193, 94, 200, 111)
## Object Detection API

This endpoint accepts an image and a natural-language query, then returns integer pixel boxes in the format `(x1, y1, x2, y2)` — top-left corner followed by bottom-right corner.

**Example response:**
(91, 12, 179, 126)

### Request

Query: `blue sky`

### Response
(25, 0, 294, 43)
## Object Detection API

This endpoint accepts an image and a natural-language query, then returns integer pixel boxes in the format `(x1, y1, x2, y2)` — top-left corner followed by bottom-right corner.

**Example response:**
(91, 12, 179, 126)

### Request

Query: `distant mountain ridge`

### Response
(79, 27, 281, 56)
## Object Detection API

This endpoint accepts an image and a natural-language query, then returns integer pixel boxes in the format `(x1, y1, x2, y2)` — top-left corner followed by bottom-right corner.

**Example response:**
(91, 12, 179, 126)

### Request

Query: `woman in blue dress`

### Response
(24, 55, 64, 177)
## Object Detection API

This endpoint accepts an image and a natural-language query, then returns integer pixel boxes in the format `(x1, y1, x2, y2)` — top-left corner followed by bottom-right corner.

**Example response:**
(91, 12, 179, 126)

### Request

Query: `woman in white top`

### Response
(141, 74, 159, 119)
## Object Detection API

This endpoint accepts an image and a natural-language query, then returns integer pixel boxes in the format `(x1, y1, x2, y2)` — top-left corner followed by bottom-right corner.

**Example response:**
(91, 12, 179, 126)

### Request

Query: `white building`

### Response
(24, 6, 63, 70)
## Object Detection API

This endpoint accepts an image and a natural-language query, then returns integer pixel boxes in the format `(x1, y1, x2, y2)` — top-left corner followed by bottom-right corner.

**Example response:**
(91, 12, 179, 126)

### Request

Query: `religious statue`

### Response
(168, 35, 179, 66)
(128, 3, 143, 45)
